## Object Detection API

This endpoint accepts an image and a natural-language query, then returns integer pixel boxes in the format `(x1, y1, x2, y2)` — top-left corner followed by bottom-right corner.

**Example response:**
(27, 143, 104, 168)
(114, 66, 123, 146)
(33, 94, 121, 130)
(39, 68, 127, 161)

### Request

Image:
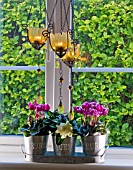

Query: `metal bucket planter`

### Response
(23, 135, 48, 161)
(52, 136, 77, 156)
(81, 134, 107, 162)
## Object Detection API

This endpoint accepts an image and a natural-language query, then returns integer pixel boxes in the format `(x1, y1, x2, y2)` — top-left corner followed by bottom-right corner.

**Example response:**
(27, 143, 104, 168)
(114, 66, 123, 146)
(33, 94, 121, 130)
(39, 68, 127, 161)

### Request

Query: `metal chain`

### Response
(37, 54, 41, 97)
(46, 0, 58, 30)
(60, 0, 63, 33)
(71, 0, 75, 40)
(59, 60, 63, 101)
(62, 0, 72, 31)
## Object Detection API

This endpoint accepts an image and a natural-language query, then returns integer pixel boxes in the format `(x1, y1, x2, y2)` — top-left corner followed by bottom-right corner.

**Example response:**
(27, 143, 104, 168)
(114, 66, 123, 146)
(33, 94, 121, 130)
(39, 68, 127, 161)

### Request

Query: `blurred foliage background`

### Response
(0, 0, 133, 146)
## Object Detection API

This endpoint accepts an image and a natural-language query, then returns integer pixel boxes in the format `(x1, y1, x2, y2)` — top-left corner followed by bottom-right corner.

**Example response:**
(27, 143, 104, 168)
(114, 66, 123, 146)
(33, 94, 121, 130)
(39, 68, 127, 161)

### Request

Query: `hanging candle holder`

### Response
(28, 27, 48, 50)
(24, 0, 50, 51)
(62, 40, 80, 67)
(49, 31, 71, 58)
(47, 0, 72, 59)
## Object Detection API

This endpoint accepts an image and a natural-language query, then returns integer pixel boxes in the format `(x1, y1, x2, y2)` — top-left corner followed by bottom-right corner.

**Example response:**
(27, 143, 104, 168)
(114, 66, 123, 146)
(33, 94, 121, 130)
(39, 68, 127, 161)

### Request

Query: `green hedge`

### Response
(0, 0, 133, 146)
(73, 0, 133, 146)
(74, 0, 133, 67)
(0, 0, 46, 134)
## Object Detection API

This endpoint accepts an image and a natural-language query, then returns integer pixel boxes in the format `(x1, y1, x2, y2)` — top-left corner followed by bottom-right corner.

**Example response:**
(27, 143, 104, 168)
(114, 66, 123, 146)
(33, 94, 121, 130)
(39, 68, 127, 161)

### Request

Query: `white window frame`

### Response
(0, 66, 133, 72)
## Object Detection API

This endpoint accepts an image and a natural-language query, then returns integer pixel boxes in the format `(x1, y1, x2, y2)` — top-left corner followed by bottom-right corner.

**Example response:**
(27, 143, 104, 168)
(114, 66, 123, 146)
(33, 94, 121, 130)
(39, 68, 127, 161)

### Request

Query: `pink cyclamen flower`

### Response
(102, 108, 109, 116)
(73, 106, 78, 112)
(90, 101, 97, 108)
(74, 101, 109, 119)
(89, 108, 96, 116)
(81, 110, 88, 118)
(40, 104, 45, 111)
(28, 102, 36, 110)
(96, 104, 104, 112)
(73, 106, 82, 113)
(36, 105, 42, 112)
(44, 103, 50, 111)
(82, 102, 89, 110)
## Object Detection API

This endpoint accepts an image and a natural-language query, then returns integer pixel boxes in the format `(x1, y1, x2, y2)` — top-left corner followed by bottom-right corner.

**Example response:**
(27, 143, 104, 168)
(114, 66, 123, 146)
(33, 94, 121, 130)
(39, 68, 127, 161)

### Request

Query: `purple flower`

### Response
(102, 108, 109, 116)
(81, 110, 87, 118)
(44, 103, 50, 111)
(74, 100, 109, 129)
(27, 100, 51, 122)
(82, 102, 89, 110)
(90, 101, 97, 108)
(73, 106, 78, 112)
(40, 104, 45, 111)
(36, 105, 42, 112)
(89, 108, 95, 116)
(74, 101, 109, 118)
(96, 104, 104, 112)
(28, 102, 36, 110)
(73, 106, 82, 113)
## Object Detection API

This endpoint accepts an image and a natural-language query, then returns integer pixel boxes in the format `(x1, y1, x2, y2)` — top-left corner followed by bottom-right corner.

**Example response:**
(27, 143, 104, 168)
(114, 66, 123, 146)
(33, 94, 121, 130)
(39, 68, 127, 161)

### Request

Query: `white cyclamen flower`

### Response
(56, 121, 73, 139)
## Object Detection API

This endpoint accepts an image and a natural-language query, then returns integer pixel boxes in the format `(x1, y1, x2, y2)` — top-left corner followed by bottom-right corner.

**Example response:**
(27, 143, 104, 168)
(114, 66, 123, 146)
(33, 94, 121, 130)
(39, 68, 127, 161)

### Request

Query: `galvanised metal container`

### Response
(52, 136, 77, 156)
(24, 135, 48, 161)
(81, 134, 107, 157)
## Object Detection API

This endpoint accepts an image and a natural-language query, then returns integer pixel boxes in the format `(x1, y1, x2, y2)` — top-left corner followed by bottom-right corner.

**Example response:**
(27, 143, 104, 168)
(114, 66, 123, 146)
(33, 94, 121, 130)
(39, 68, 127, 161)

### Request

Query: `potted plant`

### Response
(50, 110, 79, 156)
(21, 100, 52, 159)
(73, 100, 109, 158)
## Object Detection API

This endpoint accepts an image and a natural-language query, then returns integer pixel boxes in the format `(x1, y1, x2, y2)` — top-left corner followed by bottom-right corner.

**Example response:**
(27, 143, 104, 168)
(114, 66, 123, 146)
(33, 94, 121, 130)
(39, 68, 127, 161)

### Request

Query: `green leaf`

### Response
(22, 89, 27, 93)
(56, 134, 64, 145)
(129, 42, 133, 52)
(122, 123, 129, 130)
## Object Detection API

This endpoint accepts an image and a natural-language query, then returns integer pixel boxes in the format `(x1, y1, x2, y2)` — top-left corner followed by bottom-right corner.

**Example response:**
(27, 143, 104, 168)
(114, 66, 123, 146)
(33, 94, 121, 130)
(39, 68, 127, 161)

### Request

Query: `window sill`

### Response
(0, 152, 133, 170)
(0, 149, 133, 170)
(0, 135, 133, 170)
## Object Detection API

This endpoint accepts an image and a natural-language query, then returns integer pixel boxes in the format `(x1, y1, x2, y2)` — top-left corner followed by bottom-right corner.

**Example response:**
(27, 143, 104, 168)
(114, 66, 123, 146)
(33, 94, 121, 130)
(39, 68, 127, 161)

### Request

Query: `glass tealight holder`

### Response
(49, 32, 71, 58)
(28, 27, 48, 50)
